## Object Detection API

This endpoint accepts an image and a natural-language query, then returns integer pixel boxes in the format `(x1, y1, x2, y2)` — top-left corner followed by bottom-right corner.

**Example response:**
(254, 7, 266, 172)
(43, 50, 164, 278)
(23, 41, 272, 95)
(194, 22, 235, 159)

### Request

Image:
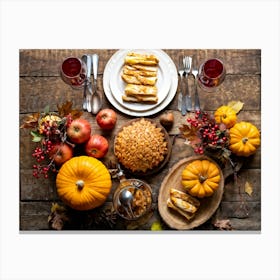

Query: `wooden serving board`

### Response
(158, 155, 224, 230)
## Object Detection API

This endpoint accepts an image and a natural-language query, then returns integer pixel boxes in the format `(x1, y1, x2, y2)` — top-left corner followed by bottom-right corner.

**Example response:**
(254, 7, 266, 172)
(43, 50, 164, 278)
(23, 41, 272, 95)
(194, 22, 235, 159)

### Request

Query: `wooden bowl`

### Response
(114, 118, 172, 177)
(158, 155, 224, 230)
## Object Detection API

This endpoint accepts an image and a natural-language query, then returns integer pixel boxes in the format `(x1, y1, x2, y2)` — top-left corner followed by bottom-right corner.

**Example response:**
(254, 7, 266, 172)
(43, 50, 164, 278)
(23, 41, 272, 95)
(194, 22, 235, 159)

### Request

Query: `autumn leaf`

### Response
(213, 219, 233, 230)
(245, 181, 253, 196)
(57, 100, 73, 117)
(179, 124, 201, 146)
(20, 112, 40, 129)
(70, 109, 83, 119)
(227, 100, 244, 114)
(48, 203, 70, 230)
(57, 101, 83, 119)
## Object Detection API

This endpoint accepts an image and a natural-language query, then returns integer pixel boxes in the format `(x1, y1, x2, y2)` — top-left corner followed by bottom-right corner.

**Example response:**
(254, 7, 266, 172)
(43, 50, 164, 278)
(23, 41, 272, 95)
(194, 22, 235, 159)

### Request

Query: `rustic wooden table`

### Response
(20, 49, 261, 231)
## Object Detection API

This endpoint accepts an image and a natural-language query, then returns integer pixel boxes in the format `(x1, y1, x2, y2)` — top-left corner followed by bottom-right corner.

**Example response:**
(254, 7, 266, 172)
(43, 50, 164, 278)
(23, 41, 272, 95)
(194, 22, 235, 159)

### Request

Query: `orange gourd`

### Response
(56, 156, 112, 210)
(181, 159, 221, 198)
(229, 121, 260, 157)
(214, 105, 237, 128)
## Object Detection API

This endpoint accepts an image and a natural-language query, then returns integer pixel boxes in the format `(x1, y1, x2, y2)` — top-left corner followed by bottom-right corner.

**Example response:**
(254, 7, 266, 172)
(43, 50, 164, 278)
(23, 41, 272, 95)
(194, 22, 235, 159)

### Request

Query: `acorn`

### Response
(159, 111, 174, 129)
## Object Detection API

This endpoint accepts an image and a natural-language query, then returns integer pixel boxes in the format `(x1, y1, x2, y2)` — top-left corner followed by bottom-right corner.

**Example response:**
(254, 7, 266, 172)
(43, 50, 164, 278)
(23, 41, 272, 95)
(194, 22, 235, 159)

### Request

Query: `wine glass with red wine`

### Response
(197, 58, 226, 92)
(60, 57, 87, 89)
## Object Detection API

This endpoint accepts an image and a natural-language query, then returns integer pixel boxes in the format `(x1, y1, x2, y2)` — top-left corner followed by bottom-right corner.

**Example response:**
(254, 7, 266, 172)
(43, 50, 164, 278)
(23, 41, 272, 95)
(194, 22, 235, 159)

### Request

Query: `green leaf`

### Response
(43, 105, 50, 114)
(30, 131, 43, 142)
(151, 221, 163, 231)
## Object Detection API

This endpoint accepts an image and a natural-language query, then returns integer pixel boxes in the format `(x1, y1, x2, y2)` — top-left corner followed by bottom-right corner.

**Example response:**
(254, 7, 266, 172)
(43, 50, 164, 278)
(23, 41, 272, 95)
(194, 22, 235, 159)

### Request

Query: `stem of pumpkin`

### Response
(76, 180, 84, 190)
(198, 174, 207, 183)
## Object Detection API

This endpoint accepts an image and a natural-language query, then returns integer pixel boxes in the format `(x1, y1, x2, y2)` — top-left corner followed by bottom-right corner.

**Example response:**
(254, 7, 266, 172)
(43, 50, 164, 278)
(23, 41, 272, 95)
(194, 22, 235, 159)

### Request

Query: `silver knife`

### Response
(177, 91, 182, 112)
(85, 55, 93, 112)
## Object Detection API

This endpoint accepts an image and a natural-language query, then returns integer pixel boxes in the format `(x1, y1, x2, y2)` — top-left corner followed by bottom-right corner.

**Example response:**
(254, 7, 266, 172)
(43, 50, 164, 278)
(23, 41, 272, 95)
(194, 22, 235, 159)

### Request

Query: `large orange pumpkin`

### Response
(181, 159, 221, 198)
(229, 121, 260, 157)
(56, 156, 112, 210)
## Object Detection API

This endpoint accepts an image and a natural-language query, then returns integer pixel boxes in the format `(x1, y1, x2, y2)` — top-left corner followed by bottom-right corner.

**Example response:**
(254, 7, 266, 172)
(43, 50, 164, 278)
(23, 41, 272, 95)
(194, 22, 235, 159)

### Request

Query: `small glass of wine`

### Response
(60, 57, 87, 89)
(197, 58, 226, 92)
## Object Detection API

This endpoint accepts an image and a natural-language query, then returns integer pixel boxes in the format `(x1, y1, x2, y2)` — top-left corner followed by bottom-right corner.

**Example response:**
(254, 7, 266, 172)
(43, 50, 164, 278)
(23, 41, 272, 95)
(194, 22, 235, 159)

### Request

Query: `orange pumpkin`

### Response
(181, 159, 221, 198)
(229, 121, 260, 157)
(56, 156, 112, 210)
(214, 105, 237, 128)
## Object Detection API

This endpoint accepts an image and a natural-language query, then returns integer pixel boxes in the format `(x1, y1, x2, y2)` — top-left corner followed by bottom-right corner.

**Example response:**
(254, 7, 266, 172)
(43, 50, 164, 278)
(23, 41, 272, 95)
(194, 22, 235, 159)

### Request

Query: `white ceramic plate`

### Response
(109, 49, 171, 112)
(103, 49, 178, 117)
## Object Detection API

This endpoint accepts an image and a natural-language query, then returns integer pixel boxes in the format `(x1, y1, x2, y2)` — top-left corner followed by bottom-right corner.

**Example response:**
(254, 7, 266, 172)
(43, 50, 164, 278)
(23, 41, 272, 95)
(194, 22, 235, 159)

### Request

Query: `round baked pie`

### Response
(114, 118, 169, 173)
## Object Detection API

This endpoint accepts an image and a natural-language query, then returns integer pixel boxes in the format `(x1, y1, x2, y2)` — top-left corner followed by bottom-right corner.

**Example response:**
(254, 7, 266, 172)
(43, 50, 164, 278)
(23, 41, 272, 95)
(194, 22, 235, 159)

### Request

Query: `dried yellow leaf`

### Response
(227, 100, 244, 114)
(245, 181, 253, 196)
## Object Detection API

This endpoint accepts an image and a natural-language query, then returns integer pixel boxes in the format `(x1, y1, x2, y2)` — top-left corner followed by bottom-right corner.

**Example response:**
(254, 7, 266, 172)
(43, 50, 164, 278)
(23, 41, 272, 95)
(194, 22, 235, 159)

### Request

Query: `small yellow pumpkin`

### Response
(214, 105, 237, 128)
(181, 159, 221, 198)
(56, 156, 112, 211)
(229, 121, 260, 157)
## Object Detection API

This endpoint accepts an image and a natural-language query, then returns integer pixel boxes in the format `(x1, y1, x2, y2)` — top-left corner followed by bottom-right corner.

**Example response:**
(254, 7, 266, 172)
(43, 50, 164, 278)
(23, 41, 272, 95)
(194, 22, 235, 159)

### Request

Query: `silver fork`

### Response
(184, 56, 192, 112)
(177, 56, 186, 115)
(192, 68, 201, 111)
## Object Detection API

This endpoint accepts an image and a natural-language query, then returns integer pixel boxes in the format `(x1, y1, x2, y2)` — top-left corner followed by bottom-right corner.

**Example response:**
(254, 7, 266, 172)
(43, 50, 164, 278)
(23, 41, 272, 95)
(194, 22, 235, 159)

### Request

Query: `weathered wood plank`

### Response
(20, 202, 52, 230)
(215, 201, 261, 230)
(19, 49, 261, 76)
(19, 74, 260, 113)
(20, 200, 261, 231)
(19, 49, 118, 77)
(223, 169, 261, 202)
(20, 169, 58, 201)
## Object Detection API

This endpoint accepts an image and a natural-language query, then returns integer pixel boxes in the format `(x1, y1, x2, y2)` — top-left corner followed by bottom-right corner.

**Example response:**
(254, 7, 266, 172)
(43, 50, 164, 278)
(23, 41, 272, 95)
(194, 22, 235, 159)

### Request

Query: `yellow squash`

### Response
(214, 105, 237, 128)
(229, 121, 260, 157)
(181, 159, 221, 198)
(56, 156, 112, 211)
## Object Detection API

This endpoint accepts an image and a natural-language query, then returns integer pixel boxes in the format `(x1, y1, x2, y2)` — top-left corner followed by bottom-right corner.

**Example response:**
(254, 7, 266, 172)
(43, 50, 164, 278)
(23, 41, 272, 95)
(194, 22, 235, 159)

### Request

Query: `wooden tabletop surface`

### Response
(19, 49, 261, 231)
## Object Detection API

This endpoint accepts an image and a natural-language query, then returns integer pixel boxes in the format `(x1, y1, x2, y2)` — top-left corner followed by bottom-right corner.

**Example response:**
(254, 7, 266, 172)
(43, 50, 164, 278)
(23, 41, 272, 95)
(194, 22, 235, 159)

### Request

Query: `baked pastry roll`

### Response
(123, 65, 157, 77)
(167, 198, 196, 221)
(124, 84, 157, 97)
(125, 52, 159, 66)
(122, 74, 157, 86)
(167, 188, 200, 221)
(122, 95, 158, 104)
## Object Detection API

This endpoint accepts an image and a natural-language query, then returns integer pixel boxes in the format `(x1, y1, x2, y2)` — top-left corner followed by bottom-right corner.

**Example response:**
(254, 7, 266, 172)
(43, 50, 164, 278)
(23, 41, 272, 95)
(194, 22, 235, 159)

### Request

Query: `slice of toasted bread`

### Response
(124, 84, 157, 96)
(122, 95, 158, 104)
(170, 188, 200, 208)
(167, 198, 196, 220)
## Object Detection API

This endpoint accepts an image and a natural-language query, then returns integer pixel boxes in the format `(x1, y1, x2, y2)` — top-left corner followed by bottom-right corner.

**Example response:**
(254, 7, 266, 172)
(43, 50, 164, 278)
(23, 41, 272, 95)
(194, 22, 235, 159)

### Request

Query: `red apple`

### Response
(67, 118, 91, 144)
(96, 109, 117, 130)
(49, 143, 73, 165)
(85, 134, 109, 158)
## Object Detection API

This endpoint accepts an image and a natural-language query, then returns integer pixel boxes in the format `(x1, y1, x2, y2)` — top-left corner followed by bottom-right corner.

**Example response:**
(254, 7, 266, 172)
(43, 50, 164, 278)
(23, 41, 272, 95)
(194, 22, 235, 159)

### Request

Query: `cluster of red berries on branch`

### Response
(185, 111, 230, 155)
(31, 114, 73, 179)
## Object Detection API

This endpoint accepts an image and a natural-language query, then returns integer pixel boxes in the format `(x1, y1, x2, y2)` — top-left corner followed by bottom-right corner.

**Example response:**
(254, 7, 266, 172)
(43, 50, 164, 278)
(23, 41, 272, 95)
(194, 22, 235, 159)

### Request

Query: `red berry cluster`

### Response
(187, 111, 230, 155)
(32, 164, 52, 179)
(40, 120, 60, 137)
(32, 140, 53, 162)
(31, 114, 73, 179)
(32, 139, 56, 178)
